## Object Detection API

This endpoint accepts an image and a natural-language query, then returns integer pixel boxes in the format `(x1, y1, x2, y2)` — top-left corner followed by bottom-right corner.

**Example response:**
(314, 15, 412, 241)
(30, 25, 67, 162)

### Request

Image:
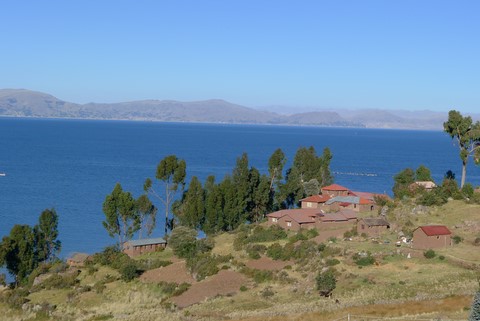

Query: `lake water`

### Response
(1, 117, 479, 258)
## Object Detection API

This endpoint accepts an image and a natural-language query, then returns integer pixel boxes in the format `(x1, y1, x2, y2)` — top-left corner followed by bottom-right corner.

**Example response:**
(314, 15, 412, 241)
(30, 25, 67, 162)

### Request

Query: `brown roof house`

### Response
(412, 225, 452, 249)
(357, 217, 390, 237)
(123, 237, 167, 257)
(300, 194, 332, 209)
(267, 209, 321, 231)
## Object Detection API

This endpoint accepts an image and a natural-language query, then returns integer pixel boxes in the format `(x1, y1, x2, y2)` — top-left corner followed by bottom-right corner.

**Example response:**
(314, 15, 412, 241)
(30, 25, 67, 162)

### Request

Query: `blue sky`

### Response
(1, 1, 479, 112)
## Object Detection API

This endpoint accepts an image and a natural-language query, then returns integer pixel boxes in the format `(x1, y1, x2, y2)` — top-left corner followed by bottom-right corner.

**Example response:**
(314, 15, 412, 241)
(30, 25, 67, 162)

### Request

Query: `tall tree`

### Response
(268, 148, 286, 190)
(34, 208, 61, 262)
(282, 146, 333, 207)
(415, 164, 433, 182)
(444, 110, 480, 188)
(204, 177, 224, 234)
(249, 170, 272, 222)
(178, 176, 205, 229)
(144, 155, 186, 235)
(136, 194, 157, 239)
(0, 225, 36, 285)
(102, 183, 139, 249)
(392, 168, 415, 199)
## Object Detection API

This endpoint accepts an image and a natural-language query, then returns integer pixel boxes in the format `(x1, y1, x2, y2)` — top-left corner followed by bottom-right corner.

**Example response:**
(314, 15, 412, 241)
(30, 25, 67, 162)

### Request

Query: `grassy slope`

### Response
(2, 200, 479, 321)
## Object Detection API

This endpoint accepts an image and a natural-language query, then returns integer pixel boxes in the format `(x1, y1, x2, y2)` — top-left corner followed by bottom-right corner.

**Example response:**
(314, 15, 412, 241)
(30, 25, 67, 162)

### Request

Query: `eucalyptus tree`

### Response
(268, 148, 286, 190)
(282, 146, 333, 207)
(444, 110, 480, 188)
(34, 208, 61, 262)
(102, 183, 139, 249)
(136, 194, 157, 239)
(144, 155, 186, 235)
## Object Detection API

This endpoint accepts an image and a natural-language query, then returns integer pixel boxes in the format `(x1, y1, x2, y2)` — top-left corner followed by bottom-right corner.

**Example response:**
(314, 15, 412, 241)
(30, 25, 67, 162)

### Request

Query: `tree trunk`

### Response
(461, 161, 467, 188)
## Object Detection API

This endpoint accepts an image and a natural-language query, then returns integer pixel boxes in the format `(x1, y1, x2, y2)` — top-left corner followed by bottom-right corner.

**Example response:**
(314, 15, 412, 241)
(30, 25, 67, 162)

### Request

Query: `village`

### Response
(102, 182, 454, 263)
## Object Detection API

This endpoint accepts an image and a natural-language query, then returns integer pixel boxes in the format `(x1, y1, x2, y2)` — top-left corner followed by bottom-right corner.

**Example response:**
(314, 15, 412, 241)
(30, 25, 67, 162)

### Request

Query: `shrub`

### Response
(316, 269, 336, 297)
(157, 282, 191, 297)
(245, 244, 266, 259)
(423, 249, 436, 259)
(260, 286, 275, 298)
(239, 285, 248, 292)
(439, 255, 445, 261)
(0, 287, 30, 309)
(326, 258, 340, 266)
(120, 262, 138, 282)
(186, 254, 219, 281)
(168, 226, 198, 259)
(247, 225, 288, 243)
(136, 258, 172, 271)
(353, 253, 375, 266)
(266, 243, 284, 260)
(453, 235, 463, 244)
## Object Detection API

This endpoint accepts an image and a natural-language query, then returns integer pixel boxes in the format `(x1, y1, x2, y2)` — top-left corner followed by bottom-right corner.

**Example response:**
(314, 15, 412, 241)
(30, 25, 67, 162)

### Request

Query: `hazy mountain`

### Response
(2, 89, 476, 130)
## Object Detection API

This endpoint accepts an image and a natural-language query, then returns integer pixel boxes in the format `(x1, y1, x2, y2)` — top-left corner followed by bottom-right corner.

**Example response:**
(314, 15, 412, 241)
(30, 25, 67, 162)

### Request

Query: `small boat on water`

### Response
(0, 173, 6, 176)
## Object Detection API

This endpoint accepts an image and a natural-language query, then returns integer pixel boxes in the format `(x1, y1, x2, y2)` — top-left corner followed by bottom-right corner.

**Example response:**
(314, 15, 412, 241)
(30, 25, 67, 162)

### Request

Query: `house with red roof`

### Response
(321, 184, 350, 197)
(300, 194, 332, 209)
(412, 225, 452, 249)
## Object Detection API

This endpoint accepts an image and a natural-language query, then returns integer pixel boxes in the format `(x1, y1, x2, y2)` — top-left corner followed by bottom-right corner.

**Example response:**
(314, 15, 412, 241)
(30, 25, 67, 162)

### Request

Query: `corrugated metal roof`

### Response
(419, 225, 451, 236)
(326, 196, 360, 205)
(126, 237, 167, 247)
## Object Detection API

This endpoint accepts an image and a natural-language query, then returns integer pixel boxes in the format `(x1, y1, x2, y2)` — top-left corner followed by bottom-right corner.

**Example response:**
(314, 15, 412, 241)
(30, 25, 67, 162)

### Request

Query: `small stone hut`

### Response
(412, 225, 452, 249)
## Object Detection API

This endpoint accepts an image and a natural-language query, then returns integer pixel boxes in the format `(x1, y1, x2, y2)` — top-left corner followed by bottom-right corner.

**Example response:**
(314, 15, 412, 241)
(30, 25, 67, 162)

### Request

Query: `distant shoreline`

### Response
(0, 115, 443, 132)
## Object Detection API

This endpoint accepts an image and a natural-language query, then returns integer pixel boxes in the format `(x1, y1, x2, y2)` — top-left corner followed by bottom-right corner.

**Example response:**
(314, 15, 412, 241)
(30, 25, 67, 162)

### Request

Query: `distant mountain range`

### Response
(1, 89, 477, 130)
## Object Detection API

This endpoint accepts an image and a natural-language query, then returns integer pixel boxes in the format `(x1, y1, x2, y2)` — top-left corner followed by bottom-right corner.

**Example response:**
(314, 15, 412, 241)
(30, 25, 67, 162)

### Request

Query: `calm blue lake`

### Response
(1, 117, 479, 257)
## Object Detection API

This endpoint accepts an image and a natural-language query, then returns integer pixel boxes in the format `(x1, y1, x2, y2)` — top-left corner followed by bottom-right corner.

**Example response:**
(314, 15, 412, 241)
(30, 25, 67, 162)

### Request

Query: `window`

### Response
(307, 202, 312, 208)
(287, 221, 292, 227)
(361, 224, 365, 230)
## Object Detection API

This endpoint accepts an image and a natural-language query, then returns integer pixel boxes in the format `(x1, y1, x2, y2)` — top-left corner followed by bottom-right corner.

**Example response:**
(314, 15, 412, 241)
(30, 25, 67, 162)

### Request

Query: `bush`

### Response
(260, 286, 275, 298)
(266, 243, 284, 260)
(186, 254, 220, 281)
(158, 281, 190, 297)
(136, 258, 172, 271)
(326, 258, 340, 266)
(0, 287, 30, 309)
(353, 253, 375, 266)
(453, 235, 463, 244)
(247, 225, 288, 243)
(424, 249, 436, 259)
(120, 262, 138, 282)
(245, 244, 266, 259)
(168, 226, 198, 259)
(316, 270, 336, 297)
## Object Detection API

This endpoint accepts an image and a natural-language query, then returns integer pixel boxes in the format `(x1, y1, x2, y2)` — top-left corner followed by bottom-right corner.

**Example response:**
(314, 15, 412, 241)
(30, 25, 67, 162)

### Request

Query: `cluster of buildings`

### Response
(266, 183, 453, 250)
